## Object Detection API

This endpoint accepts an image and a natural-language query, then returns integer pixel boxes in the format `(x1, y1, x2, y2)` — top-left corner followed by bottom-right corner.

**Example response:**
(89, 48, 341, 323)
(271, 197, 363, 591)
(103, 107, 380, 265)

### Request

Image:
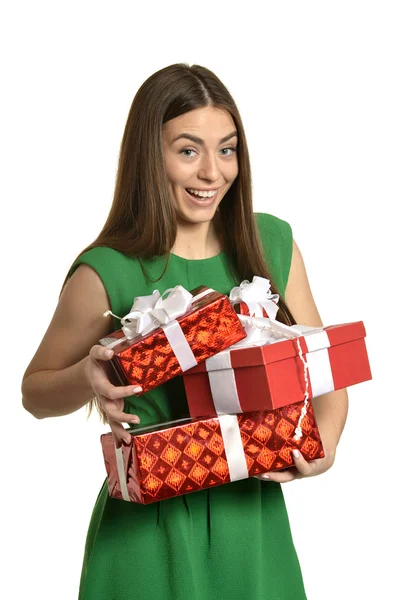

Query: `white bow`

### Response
(229, 276, 280, 319)
(121, 286, 194, 338)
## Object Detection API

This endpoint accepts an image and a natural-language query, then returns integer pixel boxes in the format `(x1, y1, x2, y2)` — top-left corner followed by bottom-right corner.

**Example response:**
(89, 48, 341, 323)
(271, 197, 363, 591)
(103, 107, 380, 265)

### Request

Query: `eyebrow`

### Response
(171, 131, 238, 145)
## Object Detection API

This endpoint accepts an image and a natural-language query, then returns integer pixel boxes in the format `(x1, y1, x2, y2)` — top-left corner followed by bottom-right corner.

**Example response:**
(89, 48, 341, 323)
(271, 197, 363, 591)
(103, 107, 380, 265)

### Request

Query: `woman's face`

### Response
(162, 106, 239, 224)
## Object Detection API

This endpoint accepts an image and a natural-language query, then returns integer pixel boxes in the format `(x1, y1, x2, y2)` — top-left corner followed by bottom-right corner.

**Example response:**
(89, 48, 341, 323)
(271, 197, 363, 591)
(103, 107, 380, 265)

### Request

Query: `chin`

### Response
(176, 206, 219, 225)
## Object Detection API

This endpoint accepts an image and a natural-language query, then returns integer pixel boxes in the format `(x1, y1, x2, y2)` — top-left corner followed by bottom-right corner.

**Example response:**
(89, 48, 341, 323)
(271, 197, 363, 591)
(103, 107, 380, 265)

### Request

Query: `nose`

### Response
(198, 151, 220, 182)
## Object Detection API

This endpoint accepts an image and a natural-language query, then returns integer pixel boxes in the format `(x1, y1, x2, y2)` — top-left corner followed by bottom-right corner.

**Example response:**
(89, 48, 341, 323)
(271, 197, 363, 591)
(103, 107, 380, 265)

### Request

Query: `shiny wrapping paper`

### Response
(183, 321, 372, 418)
(101, 401, 325, 504)
(99, 286, 246, 394)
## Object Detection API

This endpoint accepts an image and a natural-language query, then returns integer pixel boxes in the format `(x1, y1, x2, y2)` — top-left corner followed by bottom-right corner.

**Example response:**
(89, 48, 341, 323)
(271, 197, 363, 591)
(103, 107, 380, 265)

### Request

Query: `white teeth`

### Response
(187, 188, 217, 198)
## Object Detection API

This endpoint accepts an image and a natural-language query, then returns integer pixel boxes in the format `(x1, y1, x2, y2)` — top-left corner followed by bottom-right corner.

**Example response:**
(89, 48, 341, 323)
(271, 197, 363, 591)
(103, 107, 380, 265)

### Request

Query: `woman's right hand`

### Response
(86, 344, 143, 448)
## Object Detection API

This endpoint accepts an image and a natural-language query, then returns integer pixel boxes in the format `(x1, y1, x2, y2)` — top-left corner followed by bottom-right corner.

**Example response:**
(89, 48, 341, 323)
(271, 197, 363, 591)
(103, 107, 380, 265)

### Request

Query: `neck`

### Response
(171, 214, 223, 260)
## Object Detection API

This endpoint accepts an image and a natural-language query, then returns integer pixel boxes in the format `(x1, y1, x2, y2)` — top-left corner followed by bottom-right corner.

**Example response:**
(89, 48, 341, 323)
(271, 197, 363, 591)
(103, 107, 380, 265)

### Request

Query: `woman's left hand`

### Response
(256, 447, 336, 483)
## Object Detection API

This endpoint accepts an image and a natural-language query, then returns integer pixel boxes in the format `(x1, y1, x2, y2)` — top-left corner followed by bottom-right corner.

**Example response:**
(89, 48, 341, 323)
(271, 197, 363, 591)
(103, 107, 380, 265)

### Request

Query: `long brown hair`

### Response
(62, 63, 296, 419)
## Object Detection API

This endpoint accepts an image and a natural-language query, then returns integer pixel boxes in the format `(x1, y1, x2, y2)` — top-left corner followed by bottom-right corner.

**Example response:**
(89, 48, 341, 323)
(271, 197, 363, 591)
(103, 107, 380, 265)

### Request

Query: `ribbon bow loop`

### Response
(121, 286, 193, 338)
(229, 276, 280, 320)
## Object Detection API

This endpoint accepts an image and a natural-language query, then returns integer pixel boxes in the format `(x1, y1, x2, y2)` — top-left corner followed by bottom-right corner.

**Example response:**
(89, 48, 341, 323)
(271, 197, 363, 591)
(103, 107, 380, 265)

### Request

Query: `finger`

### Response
(92, 365, 142, 398)
(106, 384, 143, 401)
(89, 344, 115, 361)
(94, 373, 143, 400)
(110, 422, 132, 448)
(258, 469, 297, 483)
(97, 393, 140, 425)
(89, 346, 143, 398)
(292, 449, 314, 476)
(100, 396, 141, 425)
(107, 407, 141, 425)
(93, 367, 143, 399)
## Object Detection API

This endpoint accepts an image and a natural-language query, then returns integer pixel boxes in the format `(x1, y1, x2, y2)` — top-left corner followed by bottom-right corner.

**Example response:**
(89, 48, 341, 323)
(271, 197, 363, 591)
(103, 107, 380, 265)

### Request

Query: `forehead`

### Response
(162, 107, 235, 140)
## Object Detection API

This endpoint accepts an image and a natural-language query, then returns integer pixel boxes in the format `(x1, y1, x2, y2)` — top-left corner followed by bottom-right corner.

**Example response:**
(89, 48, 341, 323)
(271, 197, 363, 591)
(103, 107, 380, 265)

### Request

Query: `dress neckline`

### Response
(169, 250, 226, 264)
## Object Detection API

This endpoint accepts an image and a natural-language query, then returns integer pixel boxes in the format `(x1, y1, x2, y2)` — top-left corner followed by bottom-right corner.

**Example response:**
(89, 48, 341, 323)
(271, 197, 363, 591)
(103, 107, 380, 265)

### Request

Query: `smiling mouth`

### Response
(185, 188, 219, 199)
(184, 188, 221, 206)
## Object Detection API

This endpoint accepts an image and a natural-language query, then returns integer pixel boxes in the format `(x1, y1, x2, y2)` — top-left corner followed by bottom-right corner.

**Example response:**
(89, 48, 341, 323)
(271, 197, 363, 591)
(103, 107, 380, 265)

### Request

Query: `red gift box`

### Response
(99, 285, 246, 394)
(101, 400, 325, 504)
(183, 321, 371, 418)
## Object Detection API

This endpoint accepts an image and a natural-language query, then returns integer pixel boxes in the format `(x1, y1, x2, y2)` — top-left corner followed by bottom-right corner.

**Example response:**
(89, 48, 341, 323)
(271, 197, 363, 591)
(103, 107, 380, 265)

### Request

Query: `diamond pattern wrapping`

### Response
(101, 400, 325, 504)
(99, 286, 246, 394)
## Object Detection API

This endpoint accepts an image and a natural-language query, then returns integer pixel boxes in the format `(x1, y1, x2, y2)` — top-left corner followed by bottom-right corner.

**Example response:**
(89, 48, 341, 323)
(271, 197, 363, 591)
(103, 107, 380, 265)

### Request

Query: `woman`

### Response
(21, 63, 348, 599)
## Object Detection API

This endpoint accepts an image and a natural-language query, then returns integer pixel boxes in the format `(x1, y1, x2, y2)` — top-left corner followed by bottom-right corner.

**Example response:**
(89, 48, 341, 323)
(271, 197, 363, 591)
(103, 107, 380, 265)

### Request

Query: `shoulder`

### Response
(67, 246, 144, 323)
(68, 246, 143, 296)
(255, 212, 292, 242)
(285, 239, 324, 327)
(254, 214, 323, 326)
(254, 212, 293, 298)
(68, 246, 135, 277)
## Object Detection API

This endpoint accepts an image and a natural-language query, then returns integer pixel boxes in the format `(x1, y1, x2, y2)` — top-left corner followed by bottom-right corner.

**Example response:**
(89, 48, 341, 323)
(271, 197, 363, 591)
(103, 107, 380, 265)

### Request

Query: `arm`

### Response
(22, 264, 111, 417)
(285, 240, 349, 456)
(263, 240, 348, 482)
(21, 265, 141, 444)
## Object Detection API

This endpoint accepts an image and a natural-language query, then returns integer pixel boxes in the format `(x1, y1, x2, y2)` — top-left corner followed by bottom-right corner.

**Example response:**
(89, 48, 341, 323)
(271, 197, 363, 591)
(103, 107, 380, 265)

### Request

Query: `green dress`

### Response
(69, 212, 307, 600)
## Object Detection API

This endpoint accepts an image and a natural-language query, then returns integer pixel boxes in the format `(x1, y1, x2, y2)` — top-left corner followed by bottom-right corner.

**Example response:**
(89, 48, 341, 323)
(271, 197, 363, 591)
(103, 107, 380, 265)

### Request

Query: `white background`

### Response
(2, 1, 398, 599)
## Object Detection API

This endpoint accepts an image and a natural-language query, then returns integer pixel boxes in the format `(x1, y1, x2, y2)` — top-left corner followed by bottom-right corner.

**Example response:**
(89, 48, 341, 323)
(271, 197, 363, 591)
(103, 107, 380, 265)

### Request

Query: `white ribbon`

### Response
(101, 286, 214, 372)
(121, 286, 193, 339)
(302, 330, 334, 397)
(206, 352, 244, 414)
(232, 315, 291, 347)
(219, 414, 249, 482)
(238, 315, 316, 341)
(203, 316, 311, 416)
(229, 276, 280, 319)
(162, 320, 198, 372)
(203, 317, 335, 438)
(115, 445, 130, 502)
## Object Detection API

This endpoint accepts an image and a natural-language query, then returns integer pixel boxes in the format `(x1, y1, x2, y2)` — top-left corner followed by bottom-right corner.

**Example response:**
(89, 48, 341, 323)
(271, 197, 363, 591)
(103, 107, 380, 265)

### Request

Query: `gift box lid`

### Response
(100, 285, 244, 352)
(186, 321, 367, 372)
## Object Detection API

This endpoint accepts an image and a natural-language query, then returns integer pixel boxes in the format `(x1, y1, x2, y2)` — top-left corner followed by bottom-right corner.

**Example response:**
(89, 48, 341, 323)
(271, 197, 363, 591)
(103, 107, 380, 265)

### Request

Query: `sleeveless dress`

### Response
(68, 213, 308, 600)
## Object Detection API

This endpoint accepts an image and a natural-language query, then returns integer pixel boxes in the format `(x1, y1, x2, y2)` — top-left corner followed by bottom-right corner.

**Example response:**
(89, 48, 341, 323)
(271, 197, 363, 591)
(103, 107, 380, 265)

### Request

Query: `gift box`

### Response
(101, 400, 325, 504)
(99, 285, 246, 394)
(183, 319, 372, 418)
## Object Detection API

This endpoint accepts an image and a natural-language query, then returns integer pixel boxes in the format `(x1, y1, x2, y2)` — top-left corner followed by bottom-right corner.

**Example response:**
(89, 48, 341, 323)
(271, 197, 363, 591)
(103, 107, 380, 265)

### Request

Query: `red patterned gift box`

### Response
(99, 285, 246, 394)
(101, 400, 325, 504)
(183, 320, 372, 419)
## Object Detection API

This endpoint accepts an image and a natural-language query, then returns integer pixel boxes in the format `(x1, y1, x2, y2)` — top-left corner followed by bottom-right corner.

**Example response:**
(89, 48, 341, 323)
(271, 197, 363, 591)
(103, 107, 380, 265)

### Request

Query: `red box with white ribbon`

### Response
(99, 285, 246, 394)
(101, 400, 324, 504)
(183, 321, 371, 419)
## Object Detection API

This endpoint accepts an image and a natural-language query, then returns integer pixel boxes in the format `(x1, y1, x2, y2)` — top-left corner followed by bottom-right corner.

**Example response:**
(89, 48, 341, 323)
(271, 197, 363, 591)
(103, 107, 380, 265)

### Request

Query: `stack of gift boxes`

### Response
(99, 278, 372, 504)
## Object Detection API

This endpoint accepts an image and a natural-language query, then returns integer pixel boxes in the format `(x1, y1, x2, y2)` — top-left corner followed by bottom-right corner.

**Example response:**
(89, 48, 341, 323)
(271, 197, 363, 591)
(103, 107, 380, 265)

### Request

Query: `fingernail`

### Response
(104, 349, 113, 358)
(132, 386, 142, 393)
(129, 417, 140, 424)
(293, 449, 300, 458)
(260, 474, 269, 479)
